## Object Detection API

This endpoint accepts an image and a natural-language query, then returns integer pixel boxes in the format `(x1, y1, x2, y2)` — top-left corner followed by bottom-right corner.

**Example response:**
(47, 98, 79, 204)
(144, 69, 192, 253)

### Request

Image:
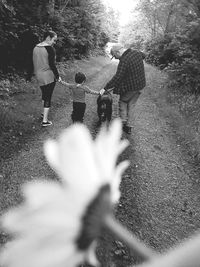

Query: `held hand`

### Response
(58, 77, 62, 82)
(60, 80, 70, 86)
(99, 88, 105, 96)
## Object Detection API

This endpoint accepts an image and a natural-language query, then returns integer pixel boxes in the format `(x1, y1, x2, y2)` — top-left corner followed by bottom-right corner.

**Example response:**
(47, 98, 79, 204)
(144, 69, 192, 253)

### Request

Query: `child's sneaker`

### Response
(41, 121, 52, 127)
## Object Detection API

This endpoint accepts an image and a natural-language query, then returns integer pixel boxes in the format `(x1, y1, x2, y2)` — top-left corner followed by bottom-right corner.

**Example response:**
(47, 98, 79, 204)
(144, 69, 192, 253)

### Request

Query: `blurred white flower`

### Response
(0, 119, 129, 267)
(44, 118, 129, 204)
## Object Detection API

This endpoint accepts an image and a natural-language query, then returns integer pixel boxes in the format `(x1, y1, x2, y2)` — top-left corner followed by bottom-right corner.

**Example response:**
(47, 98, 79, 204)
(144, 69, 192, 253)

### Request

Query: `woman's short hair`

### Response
(43, 30, 57, 40)
(75, 72, 86, 84)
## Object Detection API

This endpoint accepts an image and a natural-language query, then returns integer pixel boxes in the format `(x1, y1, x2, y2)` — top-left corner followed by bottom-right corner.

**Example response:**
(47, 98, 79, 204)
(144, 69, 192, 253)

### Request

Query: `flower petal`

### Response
(0, 119, 129, 267)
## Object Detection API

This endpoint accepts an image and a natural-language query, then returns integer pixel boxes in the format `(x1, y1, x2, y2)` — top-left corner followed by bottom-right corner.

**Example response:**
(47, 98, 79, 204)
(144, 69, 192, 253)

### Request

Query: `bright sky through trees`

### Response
(102, 0, 139, 25)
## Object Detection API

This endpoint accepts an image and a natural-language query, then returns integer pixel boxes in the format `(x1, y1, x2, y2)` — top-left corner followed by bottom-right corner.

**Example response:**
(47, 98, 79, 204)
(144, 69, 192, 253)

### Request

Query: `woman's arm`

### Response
(104, 60, 127, 90)
(45, 46, 60, 81)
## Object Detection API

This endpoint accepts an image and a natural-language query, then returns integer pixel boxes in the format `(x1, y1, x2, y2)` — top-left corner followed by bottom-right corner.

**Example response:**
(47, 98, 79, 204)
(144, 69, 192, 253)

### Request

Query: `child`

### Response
(61, 72, 99, 123)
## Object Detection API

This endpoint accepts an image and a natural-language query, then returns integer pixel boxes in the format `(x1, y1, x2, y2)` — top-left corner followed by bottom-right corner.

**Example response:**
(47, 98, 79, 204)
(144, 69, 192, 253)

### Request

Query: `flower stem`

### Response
(104, 214, 157, 262)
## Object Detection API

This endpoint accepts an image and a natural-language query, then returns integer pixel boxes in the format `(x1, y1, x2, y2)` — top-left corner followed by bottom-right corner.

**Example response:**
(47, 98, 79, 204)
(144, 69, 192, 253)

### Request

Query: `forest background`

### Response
(1, 0, 200, 95)
(1, 0, 200, 155)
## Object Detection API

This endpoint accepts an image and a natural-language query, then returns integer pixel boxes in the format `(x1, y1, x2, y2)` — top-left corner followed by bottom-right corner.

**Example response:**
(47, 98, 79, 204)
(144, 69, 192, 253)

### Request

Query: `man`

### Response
(102, 44, 146, 134)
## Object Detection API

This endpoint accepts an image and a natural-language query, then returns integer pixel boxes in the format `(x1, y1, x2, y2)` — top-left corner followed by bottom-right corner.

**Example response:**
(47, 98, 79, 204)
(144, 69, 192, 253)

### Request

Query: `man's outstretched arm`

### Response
(104, 60, 127, 90)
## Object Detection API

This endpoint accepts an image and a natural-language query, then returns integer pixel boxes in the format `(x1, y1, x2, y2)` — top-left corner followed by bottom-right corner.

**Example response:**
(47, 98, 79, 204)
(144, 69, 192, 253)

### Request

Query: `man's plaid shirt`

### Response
(104, 49, 146, 96)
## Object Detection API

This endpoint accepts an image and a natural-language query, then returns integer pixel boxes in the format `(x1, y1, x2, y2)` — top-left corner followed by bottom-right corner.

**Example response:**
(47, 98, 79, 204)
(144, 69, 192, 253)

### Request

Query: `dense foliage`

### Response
(142, 0, 200, 95)
(0, 0, 119, 75)
(119, 0, 200, 95)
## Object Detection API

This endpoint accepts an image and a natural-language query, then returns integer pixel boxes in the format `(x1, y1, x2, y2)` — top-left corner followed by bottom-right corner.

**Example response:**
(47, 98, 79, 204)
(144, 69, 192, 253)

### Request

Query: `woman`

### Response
(33, 30, 61, 127)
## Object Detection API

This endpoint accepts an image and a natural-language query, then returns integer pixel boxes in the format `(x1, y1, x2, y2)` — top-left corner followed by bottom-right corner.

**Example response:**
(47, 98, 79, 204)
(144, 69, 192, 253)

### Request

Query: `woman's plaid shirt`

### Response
(105, 49, 146, 95)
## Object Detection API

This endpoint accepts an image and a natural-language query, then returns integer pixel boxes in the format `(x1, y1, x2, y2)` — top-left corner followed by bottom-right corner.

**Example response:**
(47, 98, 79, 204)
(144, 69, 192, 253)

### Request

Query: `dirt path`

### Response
(1, 57, 200, 266)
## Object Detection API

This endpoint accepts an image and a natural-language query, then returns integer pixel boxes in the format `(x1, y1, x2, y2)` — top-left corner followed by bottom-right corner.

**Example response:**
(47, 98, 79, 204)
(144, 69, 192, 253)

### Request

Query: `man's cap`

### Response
(110, 44, 124, 59)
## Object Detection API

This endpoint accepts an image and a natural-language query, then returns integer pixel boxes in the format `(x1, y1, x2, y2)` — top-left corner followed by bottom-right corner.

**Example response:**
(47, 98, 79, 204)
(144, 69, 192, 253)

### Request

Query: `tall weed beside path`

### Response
(167, 82, 200, 161)
(145, 63, 200, 162)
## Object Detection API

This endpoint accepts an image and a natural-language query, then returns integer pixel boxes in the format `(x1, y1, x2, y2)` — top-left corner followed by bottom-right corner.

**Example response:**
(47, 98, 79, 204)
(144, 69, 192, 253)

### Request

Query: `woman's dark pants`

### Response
(40, 81, 56, 107)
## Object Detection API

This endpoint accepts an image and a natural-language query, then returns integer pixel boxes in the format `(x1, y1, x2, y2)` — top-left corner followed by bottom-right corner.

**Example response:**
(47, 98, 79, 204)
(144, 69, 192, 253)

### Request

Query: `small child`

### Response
(61, 72, 99, 123)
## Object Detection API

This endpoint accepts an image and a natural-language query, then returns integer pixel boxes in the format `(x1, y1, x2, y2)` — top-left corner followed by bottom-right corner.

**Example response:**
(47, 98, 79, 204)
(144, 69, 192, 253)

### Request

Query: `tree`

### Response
(135, 0, 190, 38)
(0, 0, 120, 72)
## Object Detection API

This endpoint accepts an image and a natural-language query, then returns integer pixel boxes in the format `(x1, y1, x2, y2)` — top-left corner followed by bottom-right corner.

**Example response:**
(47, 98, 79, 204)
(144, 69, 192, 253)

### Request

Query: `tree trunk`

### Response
(48, 0, 55, 16)
(164, 3, 175, 35)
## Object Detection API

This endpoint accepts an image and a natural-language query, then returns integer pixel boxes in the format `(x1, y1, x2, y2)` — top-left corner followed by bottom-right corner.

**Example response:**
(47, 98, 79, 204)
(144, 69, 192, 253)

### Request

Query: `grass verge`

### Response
(167, 81, 200, 162)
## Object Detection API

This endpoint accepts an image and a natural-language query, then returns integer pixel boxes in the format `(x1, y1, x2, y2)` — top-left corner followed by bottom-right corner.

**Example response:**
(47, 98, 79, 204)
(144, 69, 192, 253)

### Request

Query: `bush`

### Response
(0, 1, 110, 74)
(145, 19, 200, 95)
(144, 35, 176, 69)
(167, 57, 200, 95)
